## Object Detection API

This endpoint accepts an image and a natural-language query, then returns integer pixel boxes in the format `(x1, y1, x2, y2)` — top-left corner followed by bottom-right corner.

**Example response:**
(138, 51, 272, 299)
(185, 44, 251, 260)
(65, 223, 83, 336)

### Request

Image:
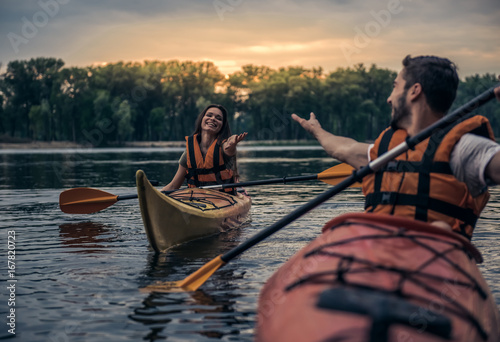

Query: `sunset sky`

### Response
(1, 0, 499, 78)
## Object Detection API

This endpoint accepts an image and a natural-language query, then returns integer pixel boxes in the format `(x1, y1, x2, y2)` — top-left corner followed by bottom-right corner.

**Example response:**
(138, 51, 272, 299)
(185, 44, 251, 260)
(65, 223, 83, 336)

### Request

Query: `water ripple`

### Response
(1, 151, 499, 341)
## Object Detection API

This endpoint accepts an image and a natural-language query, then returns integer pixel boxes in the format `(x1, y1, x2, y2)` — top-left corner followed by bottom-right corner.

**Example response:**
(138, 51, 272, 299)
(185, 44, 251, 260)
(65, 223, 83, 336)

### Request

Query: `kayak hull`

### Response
(136, 170, 251, 252)
(257, 213, 500, 342)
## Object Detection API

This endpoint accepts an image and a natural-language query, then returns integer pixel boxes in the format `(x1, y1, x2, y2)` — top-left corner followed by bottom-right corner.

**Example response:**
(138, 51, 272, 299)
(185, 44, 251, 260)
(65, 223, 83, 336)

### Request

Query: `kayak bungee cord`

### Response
(284, 220, 488, 340)
(170, 190, 239, 211)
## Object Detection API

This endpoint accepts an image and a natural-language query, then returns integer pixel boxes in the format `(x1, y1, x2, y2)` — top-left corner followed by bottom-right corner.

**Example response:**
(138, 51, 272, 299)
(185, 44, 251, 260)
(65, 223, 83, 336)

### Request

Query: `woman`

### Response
(161, 104, 247, 193)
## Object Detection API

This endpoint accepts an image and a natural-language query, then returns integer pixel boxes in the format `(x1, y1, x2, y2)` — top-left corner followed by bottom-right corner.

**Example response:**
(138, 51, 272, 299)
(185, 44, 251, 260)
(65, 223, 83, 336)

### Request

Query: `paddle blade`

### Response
(141, 255, 226, 293)
(59, 188, 118, 214)
(318, 163, 362, 187)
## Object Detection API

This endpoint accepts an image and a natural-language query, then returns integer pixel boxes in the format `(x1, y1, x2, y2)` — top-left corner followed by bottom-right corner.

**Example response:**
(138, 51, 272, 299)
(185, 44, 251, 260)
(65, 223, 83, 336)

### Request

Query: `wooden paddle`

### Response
(142, 84, 499, 293)
(59, 163, 359, 214)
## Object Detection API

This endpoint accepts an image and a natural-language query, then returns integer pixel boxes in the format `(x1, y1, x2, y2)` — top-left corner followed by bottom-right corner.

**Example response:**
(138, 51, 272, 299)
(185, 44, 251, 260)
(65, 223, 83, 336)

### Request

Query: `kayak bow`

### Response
(136, 170, 251, 252)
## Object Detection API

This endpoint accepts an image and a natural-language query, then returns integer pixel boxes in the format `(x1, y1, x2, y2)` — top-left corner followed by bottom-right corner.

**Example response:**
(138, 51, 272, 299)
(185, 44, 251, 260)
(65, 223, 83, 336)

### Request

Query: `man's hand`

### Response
(291, 112, 369, 169)
(291, 112, 322, 137)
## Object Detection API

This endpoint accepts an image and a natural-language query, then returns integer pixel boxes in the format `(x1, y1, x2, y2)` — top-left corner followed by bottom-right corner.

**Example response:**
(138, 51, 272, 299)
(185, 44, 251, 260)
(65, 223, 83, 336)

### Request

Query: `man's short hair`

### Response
(402, 55, 459, 114)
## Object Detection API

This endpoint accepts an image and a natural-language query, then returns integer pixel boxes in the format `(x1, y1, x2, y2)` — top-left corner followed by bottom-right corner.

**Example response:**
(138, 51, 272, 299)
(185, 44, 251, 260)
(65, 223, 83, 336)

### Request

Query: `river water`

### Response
(1, 146, 499, 341)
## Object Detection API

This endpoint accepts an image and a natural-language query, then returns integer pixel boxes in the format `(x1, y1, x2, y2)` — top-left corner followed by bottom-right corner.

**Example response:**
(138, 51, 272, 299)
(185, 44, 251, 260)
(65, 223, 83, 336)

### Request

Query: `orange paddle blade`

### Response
(59, 188, 119, 214)
(318, 163, 361, 187)
(141, 255, 226, 293)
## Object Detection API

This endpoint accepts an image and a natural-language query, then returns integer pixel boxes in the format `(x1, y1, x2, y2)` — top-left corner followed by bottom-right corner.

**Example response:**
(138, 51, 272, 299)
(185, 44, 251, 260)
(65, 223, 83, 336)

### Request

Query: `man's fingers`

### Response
(292, 113, 316, 124)
(494, 86, 500, 102)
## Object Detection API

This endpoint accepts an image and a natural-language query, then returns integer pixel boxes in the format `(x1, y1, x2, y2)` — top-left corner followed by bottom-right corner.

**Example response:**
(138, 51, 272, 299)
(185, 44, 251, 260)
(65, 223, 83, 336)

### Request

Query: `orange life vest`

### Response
(362, 115, 495, 239)
(185, 134, 235, 193)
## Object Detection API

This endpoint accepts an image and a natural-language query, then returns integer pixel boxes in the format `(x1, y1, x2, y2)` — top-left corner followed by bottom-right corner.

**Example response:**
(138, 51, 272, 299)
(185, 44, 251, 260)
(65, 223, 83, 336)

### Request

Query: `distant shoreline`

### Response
(0, 141, 89, 150)
(0, 141, 186, 150)
(0, 140, 319, 150)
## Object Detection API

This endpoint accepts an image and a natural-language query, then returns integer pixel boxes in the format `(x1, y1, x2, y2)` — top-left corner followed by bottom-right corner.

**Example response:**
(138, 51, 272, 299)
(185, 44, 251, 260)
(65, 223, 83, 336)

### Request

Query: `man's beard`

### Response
(390, 91, 411, 131)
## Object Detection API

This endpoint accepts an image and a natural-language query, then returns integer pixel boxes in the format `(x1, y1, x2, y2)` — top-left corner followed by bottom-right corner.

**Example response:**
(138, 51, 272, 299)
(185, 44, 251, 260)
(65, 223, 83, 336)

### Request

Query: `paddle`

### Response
(204, 162, 360, 189)
(59, 163, 358, 214)
(142, 84, 499, 293)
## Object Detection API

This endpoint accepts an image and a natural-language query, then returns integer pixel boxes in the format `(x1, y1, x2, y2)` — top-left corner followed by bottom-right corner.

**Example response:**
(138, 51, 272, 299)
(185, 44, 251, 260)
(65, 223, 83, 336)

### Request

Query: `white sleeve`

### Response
(367, 144, 374, 162)
(450, 133, 500, 197)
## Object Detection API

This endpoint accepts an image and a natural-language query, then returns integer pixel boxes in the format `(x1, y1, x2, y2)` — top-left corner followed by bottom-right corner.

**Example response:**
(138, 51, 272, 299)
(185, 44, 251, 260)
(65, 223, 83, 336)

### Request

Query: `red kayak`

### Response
(257, 213, 500, 342)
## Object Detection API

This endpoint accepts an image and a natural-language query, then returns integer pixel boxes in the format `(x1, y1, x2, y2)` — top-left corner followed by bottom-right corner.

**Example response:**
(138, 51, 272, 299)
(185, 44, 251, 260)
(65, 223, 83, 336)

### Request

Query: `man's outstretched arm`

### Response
(292, 113, 370, 169)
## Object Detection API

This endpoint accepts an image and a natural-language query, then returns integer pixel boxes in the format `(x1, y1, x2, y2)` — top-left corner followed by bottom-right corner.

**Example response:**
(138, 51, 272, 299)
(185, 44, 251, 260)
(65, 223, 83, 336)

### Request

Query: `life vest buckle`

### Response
(386, 161, 398, 172)
(381, 193, 393, 204)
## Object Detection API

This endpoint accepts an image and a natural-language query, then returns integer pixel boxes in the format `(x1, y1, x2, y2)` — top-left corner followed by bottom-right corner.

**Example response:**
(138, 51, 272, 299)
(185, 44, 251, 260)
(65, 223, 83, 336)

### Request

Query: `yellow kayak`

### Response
(136, 170, 251, 252)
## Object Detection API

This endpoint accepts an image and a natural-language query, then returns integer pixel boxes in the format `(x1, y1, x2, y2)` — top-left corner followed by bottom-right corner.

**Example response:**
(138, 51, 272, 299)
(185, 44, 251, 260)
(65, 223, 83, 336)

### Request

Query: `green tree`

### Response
(149, 107, 167, 140)
(1, 58, 64, 139)
(453, 73, 500, 138)
(87, 89, 114, 146)
(0, 57, 495, 146)
(28, 99, 51, 140)
(53, 67, 93, 142)
(114, 100, 134, 143)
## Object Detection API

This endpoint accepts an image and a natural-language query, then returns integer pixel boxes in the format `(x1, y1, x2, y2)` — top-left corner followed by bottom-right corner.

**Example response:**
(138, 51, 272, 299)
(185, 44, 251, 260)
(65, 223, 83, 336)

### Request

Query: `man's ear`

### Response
(408, 83, 422, 101)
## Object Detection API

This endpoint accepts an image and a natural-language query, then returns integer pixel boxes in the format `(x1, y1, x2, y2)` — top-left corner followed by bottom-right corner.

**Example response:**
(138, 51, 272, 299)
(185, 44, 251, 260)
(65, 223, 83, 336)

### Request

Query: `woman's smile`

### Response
(202, 108, 223, 133)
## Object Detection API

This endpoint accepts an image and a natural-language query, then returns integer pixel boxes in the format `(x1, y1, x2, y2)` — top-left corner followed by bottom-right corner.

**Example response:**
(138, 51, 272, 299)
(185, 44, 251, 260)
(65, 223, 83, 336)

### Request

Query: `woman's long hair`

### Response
(192, 104, 232, 143)
(191, 104, 239, 180)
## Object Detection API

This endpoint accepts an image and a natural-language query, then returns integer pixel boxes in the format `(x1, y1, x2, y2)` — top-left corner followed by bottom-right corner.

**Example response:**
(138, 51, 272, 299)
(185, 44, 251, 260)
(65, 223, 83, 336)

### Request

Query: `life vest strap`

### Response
(185, 134, 234, 192)
(365, 192, 478, 229)
(187, 135, 199, 185)
(379, 160, 452, 175)
(186, 163, 227, 176)
(186, 176, 235, 186)
(373, 128, 395, 191)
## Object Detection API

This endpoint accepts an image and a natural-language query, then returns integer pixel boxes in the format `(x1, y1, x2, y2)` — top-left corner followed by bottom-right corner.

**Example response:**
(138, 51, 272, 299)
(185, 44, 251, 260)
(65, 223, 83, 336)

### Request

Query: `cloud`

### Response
(0, 0, 498, 76)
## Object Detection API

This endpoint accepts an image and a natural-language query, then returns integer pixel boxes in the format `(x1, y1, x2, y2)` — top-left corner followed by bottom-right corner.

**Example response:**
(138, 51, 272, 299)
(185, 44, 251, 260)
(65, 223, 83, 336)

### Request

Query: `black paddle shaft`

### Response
(143, 174, 320, 197)
(203, 174, 319, 190)
(117, 194, 139, 201)
(113, 170, 322, 203)
(221, 84, 499, 263)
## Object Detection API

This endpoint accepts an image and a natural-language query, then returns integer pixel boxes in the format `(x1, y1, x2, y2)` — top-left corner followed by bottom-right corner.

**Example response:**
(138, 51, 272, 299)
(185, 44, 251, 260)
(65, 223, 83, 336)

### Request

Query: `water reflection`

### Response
(59, 221, 116, 254)
(132, 226, 253, 341)
(1, 147, 498, 341)
(0, 147, 331, 189)
(141, 224, 246, 279)
(131, 289, 247, 341)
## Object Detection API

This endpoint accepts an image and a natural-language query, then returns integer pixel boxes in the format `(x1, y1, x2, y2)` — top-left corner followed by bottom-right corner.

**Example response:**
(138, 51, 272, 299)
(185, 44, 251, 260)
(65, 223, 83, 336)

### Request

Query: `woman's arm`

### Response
(223, 132, 248, 157)
(161, 164, 187, 191)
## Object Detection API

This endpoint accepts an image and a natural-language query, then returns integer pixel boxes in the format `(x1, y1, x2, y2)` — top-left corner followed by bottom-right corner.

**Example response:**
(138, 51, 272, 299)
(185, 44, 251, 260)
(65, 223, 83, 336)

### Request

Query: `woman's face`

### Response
(201, 107, 224, 135)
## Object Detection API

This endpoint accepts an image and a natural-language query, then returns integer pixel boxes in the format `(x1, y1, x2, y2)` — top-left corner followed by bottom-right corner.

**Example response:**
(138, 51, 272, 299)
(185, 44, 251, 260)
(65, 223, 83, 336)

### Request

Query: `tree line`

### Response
(0, 57, 498, 146)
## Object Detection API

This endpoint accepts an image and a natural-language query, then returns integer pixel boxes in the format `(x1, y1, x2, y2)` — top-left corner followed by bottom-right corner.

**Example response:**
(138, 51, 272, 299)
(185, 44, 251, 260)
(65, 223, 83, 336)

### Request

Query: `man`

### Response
(292, 55, 500, 238)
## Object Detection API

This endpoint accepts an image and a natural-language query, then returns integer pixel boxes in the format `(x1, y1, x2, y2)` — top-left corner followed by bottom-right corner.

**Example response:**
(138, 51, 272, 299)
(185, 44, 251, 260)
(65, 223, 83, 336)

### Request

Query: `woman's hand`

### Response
(224, 132, 247, 156)
(161, 165, 187, 191)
